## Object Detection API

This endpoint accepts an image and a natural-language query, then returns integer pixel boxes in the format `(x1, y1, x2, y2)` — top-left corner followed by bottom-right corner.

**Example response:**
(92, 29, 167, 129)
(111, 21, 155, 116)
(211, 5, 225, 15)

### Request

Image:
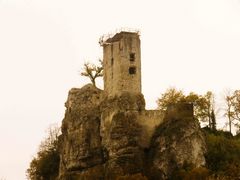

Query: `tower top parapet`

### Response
(99, 28, 140, 46)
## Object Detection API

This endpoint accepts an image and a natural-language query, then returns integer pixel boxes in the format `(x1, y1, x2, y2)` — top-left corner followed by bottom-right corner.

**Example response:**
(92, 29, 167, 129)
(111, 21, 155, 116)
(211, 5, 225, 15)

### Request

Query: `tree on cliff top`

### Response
(157, 87, 185, 111)
(80, 59, 103, 87)
(157, 88, 216, 129)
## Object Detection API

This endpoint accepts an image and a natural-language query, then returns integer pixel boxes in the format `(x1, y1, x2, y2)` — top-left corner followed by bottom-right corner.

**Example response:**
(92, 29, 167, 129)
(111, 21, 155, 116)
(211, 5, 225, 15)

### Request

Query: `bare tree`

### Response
(80, 60, 103, 87)
(39, 123, 61, 152)
(232, 90, 240, 121)
(223, 89, 240, 133)
(204, 91, 216, 129)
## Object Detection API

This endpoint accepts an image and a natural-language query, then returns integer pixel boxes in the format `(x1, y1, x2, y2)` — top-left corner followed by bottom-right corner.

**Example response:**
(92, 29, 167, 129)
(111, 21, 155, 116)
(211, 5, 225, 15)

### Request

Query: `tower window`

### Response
(129, 67, 136, 75)
(111, 58, 114, 65)
(129, 53, 135, 62)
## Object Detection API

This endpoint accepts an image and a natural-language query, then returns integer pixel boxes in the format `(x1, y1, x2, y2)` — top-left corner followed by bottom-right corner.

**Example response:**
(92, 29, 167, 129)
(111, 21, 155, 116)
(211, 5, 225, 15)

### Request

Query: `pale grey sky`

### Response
(1, 0, 240, 179)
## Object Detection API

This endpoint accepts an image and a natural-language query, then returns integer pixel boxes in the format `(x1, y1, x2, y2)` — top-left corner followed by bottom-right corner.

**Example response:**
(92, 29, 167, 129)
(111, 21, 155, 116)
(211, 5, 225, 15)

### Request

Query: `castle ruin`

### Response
(100, 30, 164, 147)
(101, 31, 141, 96)
(58, 30, 206, 179)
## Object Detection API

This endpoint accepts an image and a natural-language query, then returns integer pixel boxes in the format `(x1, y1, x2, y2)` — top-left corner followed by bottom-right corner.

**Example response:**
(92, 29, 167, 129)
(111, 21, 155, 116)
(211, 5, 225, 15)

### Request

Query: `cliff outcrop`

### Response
(58, 84, 206, 179)
(148, 104, 207, 179)
(59, 84, 104, 179)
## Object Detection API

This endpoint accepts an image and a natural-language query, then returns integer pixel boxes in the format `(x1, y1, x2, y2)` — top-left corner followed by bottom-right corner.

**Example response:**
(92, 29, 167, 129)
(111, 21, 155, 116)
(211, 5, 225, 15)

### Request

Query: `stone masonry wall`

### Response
(103, 32, 141, 96)
(138, 110, 165, 148)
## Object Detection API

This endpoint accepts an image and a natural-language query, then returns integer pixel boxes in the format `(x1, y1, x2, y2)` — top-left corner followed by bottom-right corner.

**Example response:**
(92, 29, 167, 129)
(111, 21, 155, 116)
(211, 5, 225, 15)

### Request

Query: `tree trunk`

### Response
(91, 79, 96, 87)
(228, 115, 232, 134)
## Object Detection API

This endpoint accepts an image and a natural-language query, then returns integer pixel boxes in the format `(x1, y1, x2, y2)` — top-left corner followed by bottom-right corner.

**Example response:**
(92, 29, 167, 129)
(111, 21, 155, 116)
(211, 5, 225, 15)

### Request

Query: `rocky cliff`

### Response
(58, 84, 206, 180)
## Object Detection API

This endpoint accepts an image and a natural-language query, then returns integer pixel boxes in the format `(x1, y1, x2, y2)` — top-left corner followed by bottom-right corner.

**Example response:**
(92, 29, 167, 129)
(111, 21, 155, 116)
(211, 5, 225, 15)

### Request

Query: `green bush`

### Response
(26, 125, 60, 180)
(27, 149, 60, 180)
(204, 128, 240, 178)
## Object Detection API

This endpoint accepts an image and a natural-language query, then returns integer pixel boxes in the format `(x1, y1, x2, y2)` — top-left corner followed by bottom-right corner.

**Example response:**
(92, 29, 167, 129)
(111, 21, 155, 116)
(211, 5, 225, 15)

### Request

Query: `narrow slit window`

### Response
(129, 53, 135, 62)
(129, 67, 136, 75)
(111, 58, 114, 65)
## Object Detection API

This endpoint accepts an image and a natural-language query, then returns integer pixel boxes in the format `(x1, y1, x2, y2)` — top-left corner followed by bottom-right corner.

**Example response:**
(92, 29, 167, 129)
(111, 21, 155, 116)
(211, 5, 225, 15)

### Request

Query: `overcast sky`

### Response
(1, 0, 240, 179)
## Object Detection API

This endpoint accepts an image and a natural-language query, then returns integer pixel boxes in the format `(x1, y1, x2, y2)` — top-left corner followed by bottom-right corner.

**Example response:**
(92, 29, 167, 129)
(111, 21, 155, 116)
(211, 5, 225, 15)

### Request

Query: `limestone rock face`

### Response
(100, 93, 146, 179)
(148, 104, 207, 179)
(59, 84, 104, 179)
(58, 85, 207, 180)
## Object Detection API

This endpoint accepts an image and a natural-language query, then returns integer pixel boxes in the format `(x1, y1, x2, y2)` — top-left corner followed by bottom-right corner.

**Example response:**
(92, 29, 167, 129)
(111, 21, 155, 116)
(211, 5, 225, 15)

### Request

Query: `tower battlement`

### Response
(99, 28, 140, 46)
(101, 31, 142, 96)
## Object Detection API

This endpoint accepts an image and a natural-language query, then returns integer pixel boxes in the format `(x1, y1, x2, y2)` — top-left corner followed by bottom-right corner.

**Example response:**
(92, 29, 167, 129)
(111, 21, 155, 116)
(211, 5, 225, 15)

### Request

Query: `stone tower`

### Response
(100, 31, 141, 96)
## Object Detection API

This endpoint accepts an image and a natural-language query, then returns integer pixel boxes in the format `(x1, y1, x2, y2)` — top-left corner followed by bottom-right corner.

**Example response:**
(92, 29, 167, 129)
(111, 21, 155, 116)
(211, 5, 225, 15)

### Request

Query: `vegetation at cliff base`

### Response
(204, 127, 240, 178)
(26, 125, 60, 180)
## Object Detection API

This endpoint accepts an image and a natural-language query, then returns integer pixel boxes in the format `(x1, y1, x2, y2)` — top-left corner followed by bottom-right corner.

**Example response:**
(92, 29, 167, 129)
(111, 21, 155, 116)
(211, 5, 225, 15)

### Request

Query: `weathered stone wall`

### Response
(103, 32, 141, 96)
(138, 110, 165, 148)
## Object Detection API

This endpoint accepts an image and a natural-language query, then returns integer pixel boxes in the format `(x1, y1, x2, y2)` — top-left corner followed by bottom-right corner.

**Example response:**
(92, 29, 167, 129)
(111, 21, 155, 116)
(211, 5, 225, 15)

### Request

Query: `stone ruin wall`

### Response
(138, 110, 165, 148)
(101, 109, 165, 149)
